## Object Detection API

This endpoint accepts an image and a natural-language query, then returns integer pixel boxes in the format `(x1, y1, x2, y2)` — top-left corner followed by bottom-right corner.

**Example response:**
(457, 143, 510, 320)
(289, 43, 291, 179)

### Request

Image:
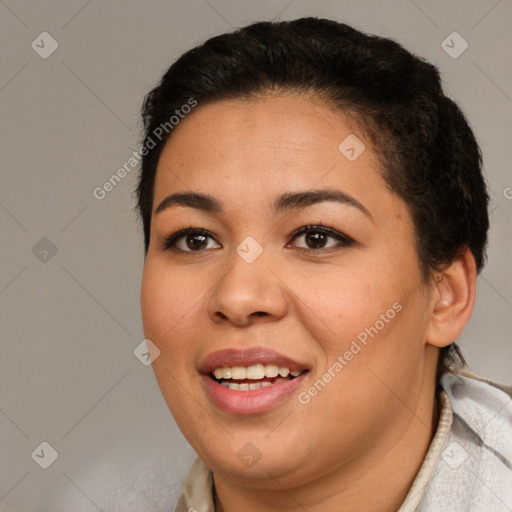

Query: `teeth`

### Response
(223, 377, 295, 391)
(212, 364, 304, 381)
(230, 366, 247, 379)
(278, 367, 290, 377)
(246, 364, 265, 380)
(264, 364, 279, 377)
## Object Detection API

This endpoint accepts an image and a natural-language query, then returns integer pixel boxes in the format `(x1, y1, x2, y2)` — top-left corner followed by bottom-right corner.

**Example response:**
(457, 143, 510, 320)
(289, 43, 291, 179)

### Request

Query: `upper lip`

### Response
(199, 347, 310, 374)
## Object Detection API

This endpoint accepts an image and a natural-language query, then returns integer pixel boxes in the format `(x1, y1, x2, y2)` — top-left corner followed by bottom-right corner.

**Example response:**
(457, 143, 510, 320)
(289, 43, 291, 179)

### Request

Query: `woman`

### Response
(136, 17, 511, 512)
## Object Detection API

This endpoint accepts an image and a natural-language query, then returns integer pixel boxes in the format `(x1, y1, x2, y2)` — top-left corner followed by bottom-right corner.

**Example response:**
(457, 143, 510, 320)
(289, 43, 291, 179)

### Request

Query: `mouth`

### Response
(199, 347, 310, 414)
(211, 364, 304, 391)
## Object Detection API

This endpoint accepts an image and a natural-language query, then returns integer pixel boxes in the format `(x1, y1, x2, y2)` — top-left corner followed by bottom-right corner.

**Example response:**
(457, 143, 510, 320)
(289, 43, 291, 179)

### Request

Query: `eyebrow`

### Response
(155, 189, 372, 219)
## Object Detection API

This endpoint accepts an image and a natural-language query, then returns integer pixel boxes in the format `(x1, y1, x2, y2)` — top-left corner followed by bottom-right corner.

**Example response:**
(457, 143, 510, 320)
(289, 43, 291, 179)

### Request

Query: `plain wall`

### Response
(1, 1, 511, 510)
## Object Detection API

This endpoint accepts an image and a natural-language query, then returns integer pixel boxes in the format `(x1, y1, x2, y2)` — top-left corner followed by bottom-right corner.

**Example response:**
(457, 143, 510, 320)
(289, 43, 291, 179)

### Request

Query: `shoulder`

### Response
(440, 370, 512, 465)
(450, 368, 512, 398)
(422, 370, 512, 511)
(441, 370, 512, 432)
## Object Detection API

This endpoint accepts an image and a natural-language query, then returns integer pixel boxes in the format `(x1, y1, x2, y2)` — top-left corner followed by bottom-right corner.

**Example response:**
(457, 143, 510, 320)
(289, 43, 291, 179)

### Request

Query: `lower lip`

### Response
(202, 373, 308, 415)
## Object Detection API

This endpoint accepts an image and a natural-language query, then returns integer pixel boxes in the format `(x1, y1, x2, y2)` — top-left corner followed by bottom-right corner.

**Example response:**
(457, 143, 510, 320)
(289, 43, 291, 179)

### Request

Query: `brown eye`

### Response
(184, 233, 208, 250)
(304, 230, 329, 249)
(290, 225, 354, 251)
(160, 228, 221, 252)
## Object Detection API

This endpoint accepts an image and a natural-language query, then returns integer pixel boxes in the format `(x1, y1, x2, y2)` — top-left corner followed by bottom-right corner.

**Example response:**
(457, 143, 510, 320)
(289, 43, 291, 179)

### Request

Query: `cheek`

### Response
(289, 263, 402, 349)
(140, 261, 201, 417)
(140, 260, 201, 355)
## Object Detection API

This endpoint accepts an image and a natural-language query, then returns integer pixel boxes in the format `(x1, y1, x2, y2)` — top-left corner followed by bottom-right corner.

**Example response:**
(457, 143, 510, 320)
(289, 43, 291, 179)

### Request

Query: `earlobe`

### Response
(425, 248, 477, 348)
(437, 299, 450, 308)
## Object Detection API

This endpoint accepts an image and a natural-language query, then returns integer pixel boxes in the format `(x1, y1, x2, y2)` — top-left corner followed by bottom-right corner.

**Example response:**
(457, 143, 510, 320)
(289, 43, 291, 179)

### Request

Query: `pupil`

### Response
(306, 231, 326, 248)
(188, 234, 207, 250)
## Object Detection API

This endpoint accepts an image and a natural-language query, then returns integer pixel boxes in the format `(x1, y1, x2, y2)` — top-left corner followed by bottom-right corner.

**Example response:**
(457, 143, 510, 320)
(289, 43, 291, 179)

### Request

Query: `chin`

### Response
(196, 430, 313, 484)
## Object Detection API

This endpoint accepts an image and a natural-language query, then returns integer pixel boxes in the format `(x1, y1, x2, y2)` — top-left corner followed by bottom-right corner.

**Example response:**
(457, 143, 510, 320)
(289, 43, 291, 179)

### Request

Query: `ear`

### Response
(425, 247, 477, 348)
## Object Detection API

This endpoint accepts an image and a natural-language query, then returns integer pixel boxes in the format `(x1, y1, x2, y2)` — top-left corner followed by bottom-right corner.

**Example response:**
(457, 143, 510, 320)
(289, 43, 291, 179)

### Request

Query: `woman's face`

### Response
(140, 94, 438, 486)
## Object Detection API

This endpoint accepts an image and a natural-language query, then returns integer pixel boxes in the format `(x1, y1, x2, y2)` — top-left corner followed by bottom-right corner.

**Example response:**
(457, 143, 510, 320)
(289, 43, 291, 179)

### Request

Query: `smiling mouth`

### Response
(211, 364, 306, 391)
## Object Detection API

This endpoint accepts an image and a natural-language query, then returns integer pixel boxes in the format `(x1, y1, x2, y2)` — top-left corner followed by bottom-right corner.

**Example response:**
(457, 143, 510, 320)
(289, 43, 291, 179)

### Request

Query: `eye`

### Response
(159, 224, 354, 254)
(289, 225, 355, 252)
(160, 228, 221, 252)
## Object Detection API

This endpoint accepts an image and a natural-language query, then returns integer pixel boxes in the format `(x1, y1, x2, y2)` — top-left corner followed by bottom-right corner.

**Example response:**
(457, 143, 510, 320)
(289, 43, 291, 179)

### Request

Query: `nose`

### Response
(206, 251, 288, 327)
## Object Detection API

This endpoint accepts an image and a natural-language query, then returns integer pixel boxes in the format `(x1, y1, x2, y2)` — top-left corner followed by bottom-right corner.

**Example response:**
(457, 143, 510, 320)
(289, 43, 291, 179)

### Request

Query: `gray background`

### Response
(1, 1, 511, 510)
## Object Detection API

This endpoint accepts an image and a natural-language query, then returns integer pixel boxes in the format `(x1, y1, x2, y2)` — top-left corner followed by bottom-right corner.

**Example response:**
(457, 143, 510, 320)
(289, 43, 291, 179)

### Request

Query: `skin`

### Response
(140, 93, 476, 512)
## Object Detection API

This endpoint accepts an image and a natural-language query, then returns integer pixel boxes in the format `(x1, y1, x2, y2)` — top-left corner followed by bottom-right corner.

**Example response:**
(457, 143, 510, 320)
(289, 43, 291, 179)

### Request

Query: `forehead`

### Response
(153, 94, 396, 219)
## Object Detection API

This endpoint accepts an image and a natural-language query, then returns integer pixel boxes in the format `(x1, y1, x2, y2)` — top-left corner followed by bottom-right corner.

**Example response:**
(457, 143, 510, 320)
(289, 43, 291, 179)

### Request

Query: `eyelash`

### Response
(158, 224, 355, 254)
